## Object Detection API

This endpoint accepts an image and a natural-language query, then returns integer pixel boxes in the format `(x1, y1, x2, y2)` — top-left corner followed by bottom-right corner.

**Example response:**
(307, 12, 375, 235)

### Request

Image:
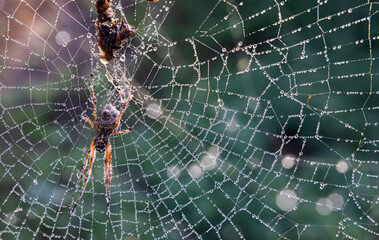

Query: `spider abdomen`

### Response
(98, 104, 120, 130)
(95, 104, 120, 153)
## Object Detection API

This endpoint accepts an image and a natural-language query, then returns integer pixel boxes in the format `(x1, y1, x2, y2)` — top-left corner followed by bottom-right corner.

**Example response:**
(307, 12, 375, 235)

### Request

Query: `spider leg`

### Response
(71, 141, 96, 214)
(104, 141, 112, 218)
(110, 82, 132, 133)
(90, 74, 98, 130)
(74, 139, 95, 189)
(113, 128, 132, 136)
(81, 116, 95, 130)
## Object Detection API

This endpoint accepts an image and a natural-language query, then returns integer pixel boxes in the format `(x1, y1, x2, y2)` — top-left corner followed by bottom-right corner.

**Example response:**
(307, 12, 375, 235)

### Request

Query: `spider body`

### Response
(95, 104, 120, 153)
(95, 0, 136, 64)
(71, 75, 132, 217)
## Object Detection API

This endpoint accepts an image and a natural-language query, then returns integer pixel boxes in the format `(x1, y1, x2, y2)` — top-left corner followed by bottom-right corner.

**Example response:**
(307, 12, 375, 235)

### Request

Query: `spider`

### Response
(71, 74, 132, 217)
(95, 0, 137, 64)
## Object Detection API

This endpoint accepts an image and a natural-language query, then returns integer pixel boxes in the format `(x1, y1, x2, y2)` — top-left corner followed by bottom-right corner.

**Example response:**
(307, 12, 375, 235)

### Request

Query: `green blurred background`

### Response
(0, 0, 378, 239)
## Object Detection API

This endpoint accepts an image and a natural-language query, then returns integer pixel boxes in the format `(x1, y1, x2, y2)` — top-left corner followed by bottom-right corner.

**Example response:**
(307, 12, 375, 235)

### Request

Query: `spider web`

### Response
(0, 0, 378, 239)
